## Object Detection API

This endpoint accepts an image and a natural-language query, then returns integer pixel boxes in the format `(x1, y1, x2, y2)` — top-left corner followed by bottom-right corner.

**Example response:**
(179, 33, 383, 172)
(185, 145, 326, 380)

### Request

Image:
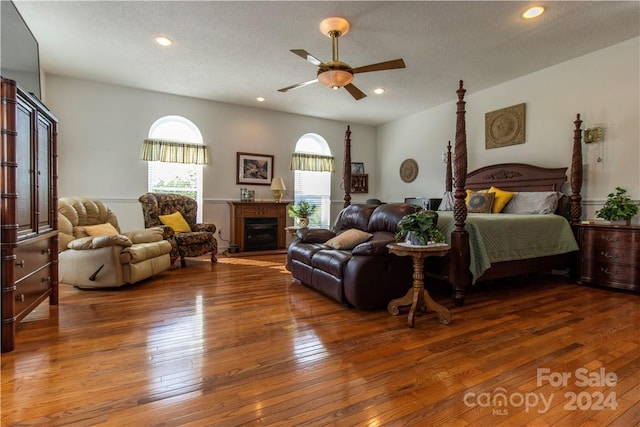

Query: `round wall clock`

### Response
(399, 158, 418, 183)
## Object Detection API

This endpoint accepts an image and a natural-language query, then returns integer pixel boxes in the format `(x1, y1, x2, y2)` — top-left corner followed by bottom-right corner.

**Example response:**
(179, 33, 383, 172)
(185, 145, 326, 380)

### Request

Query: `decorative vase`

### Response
(298, 217, 309, 228)
(405, 231, 425, 245)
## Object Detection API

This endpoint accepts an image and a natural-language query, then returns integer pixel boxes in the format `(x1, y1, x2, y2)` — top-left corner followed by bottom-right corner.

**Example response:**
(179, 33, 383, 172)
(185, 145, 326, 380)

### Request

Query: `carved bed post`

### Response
(445, 141, 452, 192)
(570, 114, 583, 226)
(343, 125, 352, 208)
(450, 80, 471, 305)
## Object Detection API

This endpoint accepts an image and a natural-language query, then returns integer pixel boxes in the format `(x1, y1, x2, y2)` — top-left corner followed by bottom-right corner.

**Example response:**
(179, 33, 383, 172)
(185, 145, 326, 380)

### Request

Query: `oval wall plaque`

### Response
(399, 158, 418, 183)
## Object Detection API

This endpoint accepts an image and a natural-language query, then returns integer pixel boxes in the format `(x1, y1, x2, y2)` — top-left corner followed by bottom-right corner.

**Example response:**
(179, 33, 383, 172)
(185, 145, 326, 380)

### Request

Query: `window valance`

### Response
(290, 153, 335, 172)
(141, 139, 209, 165)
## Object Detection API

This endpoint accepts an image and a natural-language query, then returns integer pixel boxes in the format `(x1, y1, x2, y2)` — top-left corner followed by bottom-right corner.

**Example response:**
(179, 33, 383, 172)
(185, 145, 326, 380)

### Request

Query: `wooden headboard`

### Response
(465, 163, 568, 192)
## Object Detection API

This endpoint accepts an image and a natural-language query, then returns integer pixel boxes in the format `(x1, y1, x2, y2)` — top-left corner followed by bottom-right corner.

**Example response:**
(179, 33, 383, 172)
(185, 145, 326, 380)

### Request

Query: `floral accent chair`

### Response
(138, 193, 218, 267)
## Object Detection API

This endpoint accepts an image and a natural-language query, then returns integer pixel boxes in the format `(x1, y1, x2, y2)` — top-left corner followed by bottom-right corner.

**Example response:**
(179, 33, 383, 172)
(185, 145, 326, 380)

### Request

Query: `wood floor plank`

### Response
(1, 255, 639, 426)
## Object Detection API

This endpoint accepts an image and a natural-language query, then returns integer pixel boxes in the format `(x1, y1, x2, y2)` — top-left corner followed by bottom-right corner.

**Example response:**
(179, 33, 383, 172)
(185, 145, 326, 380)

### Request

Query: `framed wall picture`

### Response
(351, 162, 365, 174)
(236, 152, 274, 185)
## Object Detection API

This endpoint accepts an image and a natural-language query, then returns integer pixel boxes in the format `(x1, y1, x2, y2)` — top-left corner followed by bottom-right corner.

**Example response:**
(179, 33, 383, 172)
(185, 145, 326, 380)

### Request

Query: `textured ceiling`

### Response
(13, 1, 640, 126)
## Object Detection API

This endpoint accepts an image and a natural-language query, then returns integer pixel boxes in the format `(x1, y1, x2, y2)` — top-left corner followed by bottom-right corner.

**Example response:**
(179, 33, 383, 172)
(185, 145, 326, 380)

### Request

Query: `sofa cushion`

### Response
(310, 249, 352, 279)
(325, 229, 373, 250)
(333, 204, 376, 233)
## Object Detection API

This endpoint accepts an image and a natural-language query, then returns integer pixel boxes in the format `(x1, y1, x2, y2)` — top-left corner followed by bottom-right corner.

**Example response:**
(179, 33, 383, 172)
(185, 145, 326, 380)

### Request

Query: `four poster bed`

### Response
(341, 80, 583, 305)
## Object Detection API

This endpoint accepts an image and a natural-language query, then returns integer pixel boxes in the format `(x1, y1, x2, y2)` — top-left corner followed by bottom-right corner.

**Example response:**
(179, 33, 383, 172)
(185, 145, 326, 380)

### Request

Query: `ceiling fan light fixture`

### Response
(319, 17, 350, 37)
(317, 69, 353, 89)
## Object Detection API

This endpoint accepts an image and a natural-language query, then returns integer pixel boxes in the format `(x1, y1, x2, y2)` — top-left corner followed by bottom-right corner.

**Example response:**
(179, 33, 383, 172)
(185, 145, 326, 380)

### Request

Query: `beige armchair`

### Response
(58, 197, 172, 288)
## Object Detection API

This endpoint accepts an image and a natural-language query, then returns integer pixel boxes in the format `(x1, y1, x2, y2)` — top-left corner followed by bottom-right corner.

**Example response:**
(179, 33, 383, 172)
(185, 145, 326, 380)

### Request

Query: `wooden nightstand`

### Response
(577, 223, 640, 293)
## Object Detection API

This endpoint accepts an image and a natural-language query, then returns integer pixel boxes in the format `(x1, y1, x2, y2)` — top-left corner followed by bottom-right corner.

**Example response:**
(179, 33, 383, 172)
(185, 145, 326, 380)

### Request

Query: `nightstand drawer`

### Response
(580, 260, 640, 290)
(582, 246, 638, 265)
(582, 228, 640, 249)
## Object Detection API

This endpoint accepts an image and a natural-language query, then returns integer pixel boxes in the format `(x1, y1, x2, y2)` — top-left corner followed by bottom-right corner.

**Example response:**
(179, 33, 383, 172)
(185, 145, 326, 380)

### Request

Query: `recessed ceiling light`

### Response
(155, 36, 173, 46)
(374, 88, 386, 95)
(256, 97, 266, 102)
(522, 6, 545, 19)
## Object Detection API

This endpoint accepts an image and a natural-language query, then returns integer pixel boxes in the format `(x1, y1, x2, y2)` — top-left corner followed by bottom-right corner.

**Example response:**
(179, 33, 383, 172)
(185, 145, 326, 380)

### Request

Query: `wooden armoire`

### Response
(1, 77, 59, 352)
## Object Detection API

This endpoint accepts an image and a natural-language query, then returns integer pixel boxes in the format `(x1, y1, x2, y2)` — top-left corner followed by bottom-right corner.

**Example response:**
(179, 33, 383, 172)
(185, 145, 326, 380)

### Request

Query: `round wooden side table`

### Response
(386, 243, 451, 327)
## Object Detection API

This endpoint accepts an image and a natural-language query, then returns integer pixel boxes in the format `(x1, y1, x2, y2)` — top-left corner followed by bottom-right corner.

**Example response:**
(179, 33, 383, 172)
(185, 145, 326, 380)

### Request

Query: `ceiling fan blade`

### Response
(352, 59, 406, 74)
(278, 78, 319, 93)
(290, 49, 324, 66)
(344, 83, 367, 100)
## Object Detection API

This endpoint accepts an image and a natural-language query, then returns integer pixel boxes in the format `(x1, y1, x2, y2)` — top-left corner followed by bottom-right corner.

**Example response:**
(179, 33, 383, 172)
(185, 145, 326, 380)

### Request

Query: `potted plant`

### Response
(287, 201, 317, 228)
(395, 210, 445, 245)
(596, 187, 638, 225)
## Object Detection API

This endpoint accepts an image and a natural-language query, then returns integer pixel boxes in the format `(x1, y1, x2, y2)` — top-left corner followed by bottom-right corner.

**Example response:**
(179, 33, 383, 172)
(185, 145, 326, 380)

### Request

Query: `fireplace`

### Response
(244, 218, 278, 252)
(229, 202, 288, 253)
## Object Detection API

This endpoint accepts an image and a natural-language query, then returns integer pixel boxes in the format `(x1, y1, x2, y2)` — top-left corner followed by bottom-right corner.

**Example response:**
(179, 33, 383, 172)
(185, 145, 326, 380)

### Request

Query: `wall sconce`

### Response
(270, 177, 286, 203)
(584, 126, 604, 144)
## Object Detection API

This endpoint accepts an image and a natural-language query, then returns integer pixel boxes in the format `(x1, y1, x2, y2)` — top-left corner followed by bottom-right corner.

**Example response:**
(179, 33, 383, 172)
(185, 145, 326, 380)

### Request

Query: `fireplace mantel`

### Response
(229, 201, 289, 252)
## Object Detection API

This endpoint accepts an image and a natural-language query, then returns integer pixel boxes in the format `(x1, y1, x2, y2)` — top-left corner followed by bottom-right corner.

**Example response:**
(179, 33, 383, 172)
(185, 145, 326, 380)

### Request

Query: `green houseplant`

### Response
(395, 210, 445, 245)
(287, 201, 317, 228)
(596, 187, 638, 224)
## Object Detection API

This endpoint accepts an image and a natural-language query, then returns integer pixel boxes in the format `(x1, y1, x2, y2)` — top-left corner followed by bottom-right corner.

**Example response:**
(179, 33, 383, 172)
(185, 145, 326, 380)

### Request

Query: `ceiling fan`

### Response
(278, 17, 406, 100)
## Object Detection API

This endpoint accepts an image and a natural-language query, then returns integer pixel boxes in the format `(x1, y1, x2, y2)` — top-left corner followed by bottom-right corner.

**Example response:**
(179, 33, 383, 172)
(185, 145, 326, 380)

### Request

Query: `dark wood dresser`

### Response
(577, 223, 639, 293)
(1, 78, 59, 352)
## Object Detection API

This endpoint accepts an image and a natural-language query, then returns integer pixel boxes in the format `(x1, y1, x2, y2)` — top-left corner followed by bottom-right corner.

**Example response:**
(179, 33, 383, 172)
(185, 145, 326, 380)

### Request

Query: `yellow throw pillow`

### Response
(159, 211, 191, 233)
(82, 222, 119, 236)
(324, 229, 373, 250)
(488, 186, 515, 213)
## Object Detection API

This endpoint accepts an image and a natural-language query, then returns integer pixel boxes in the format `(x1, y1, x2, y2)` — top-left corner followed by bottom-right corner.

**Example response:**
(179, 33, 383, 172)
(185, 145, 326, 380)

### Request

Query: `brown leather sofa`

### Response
(286, 203, 422, 310)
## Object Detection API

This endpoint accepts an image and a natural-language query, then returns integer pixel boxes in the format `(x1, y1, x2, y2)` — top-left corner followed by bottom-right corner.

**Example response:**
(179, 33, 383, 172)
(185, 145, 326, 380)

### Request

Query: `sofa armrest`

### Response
(194, 223, 216, 233)
(351, 231, 396, 255)
(123, 227, 164, 244)
(351, 238, 396, 256)
(296, 228, 336, 243)
(66, 235, 133, 250)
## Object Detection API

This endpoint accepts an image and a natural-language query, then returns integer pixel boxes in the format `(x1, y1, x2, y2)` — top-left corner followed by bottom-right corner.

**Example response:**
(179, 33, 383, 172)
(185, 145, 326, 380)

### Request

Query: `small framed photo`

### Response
(351, 162, 365, 174)
(236, 152, 274, 185)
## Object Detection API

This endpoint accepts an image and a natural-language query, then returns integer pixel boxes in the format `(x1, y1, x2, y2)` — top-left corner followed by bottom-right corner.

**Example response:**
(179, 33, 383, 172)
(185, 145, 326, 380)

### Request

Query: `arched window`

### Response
(146, 115, 204, 219)
(294, 133, 332, 229)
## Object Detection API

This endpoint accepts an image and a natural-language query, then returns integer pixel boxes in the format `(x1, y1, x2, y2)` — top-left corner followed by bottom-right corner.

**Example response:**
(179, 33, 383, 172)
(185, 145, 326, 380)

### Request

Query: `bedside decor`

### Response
(395, 210, 444, 245)
(399, 158, 418, 183)
(596, 186, 638, 224)
(237, 152, 274, 185)
(485, 103, 525, 149)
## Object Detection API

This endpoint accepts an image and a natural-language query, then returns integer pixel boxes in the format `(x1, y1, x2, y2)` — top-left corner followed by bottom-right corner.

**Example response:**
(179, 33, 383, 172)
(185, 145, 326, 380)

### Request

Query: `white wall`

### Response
(45, 36, 640, 242)
(377, 37, 640, 223)
(44, 76, 376, 243)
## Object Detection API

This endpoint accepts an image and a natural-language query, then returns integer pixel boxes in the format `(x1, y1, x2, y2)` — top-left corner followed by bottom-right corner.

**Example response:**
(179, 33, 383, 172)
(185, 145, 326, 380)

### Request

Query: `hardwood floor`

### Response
(2, 254, 639, 426)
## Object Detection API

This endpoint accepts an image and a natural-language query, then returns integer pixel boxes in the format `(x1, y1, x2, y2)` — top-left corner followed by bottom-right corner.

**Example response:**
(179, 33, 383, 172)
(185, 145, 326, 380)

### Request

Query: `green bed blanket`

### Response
(436, 212, 579, 283)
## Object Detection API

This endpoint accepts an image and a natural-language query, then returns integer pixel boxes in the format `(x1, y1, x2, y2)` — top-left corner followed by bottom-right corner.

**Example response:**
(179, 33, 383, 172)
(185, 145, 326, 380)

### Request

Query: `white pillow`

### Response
(438, 191, 455, 211)
(503, 191, 561, 214)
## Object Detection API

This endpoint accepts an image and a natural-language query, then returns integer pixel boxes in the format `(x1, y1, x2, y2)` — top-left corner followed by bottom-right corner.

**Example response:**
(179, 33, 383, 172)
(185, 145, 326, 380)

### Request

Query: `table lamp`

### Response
(270, 177, 286, 203)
